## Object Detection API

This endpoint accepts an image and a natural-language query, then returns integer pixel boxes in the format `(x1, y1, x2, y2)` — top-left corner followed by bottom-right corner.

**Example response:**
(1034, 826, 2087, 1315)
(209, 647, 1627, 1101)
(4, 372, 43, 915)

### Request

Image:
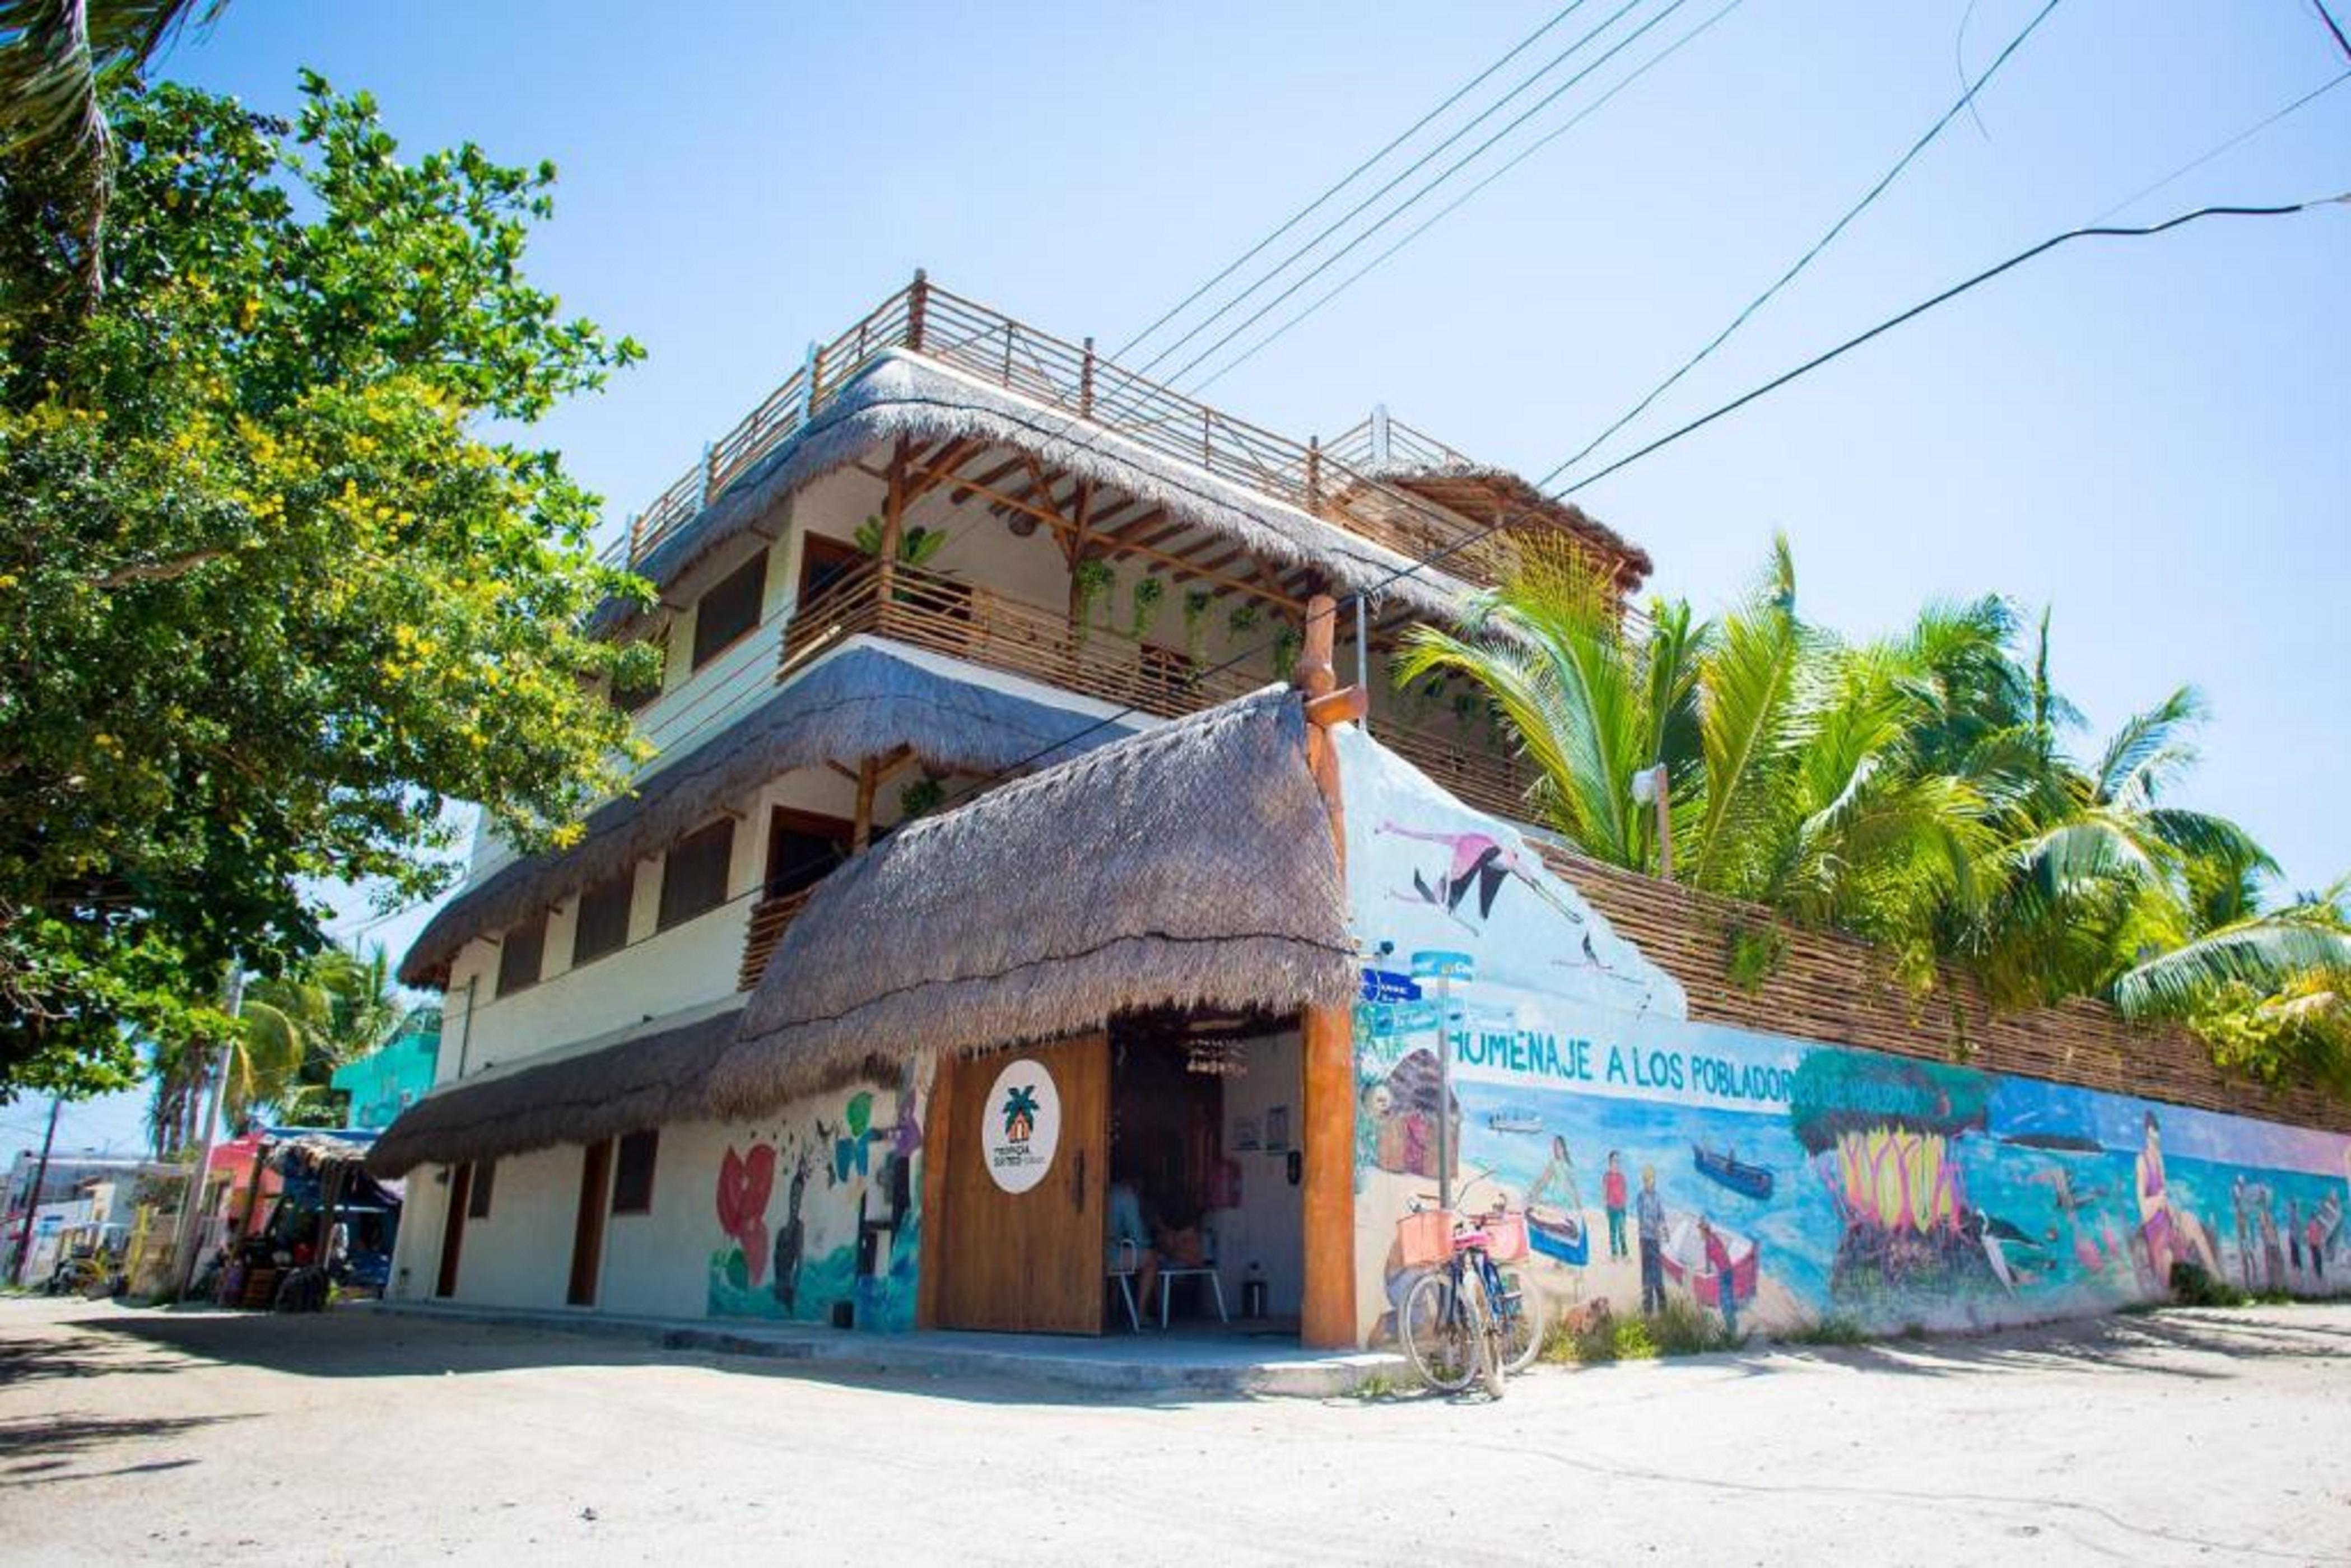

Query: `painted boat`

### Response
(1660, 1212, 1759, 1307)
(1487, 1109, 1544, 1135)
(1692, 1141, 1774, 1201)
(1526, 1204, 1589, 1266)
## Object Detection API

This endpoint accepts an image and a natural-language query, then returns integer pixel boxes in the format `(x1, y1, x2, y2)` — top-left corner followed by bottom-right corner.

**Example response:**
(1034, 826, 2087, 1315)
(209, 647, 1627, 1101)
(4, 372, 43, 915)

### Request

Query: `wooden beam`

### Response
(1295, 592, 1357, 1351)
(898, 435, 992, 507)
(851, 756, 880, 853)
(876, 438, 910, 603)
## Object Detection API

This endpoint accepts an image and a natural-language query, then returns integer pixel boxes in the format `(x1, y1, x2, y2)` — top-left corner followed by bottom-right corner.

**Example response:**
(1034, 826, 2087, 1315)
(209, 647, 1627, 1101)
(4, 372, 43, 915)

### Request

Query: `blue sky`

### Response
(27, 1, 2347, 1157)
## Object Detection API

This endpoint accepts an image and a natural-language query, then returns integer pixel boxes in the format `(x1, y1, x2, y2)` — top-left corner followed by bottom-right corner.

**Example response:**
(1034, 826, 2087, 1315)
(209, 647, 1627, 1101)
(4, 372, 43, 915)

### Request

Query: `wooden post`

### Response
(851, 757, 880, 854)
(1296, 593, 1361, 1350)
(906, 268, 929, 353)
(914, 1048, 957, 1329)
(1305, 436, 1323, 516)
(1654, 764, 1674, 883)
(1079, 335, 1095, 421)
(877, 437, 909, 605)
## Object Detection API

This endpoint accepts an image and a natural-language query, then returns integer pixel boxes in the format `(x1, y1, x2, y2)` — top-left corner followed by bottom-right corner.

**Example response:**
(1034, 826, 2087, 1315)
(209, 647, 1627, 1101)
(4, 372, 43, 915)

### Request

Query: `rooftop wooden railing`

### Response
(777, 557, 1544, 821)
(604, 273, 1557, 589)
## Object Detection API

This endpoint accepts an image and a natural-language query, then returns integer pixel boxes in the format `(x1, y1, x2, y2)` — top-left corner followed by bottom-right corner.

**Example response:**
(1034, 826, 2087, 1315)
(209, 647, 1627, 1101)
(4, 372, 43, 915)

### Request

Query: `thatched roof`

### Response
(594, 351, 1477, 636)
(1377, 465, 1654, 584)
(365, 1002, 743, 1179)
(709, 686, 1358, 1118)
(398, 646, 1133, 987)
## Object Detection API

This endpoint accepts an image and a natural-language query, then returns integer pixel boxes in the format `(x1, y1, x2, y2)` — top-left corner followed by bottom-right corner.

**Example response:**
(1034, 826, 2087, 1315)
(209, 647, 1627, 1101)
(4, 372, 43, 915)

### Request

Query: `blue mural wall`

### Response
(1337, 727, 2351, 1343)
(706, 1056, 930, 1332)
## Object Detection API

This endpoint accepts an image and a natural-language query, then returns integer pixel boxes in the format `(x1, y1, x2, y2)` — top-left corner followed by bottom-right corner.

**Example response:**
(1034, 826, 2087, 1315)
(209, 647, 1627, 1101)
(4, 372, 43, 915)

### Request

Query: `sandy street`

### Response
(0, 1295, 2345, 1565)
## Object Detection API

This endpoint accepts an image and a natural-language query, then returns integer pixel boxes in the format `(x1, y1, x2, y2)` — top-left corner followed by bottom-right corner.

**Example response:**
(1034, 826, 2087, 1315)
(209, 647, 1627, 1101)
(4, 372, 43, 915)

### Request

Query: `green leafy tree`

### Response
(1, 74, 653, 1098)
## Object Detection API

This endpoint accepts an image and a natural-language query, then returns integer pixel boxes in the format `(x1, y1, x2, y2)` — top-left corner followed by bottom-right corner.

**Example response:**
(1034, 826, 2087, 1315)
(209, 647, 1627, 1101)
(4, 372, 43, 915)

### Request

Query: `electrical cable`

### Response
(1113, 0, 1600, 361)
(1126, 0, 1641, 381)
(1536, 0, 2065, 488)
(1157, 0, 1697, 392)
(1190, 0, 1753, 395)
(2089, 68, 2349, 224)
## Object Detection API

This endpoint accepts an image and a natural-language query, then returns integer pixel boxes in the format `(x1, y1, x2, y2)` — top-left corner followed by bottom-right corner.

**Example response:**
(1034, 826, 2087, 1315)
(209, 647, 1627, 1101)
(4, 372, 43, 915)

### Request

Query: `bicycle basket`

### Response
(1395, 1208, 1455, 1268)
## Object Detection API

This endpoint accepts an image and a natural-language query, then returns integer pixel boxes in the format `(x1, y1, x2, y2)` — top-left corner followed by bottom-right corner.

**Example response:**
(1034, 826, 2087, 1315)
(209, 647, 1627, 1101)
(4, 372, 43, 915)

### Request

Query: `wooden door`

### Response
(435, 1163, 471, 1298)
(567, 1140, 612, 1307)
(933, 1033, 1110, 1334)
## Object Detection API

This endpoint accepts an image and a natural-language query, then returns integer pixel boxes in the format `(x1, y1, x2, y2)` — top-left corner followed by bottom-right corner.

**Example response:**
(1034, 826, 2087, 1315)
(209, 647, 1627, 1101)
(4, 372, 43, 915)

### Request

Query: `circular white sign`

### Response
(982, 1057, 1061, 1194)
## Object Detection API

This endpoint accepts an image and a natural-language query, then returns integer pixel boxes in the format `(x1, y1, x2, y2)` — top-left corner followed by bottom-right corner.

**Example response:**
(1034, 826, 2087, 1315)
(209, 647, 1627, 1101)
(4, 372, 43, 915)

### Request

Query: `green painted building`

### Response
(332, 1012, 441, 1130)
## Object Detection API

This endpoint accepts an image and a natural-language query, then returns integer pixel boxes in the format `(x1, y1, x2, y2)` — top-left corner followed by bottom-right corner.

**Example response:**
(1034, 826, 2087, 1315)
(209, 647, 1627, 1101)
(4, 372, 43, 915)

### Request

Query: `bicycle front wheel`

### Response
(1493, 1266, 1544, 1375)
(1401, 1269, 1485, 1393)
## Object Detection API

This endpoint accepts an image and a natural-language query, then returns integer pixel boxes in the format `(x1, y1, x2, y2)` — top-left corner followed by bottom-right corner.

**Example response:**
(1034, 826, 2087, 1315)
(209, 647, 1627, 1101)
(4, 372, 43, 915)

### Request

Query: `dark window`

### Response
(765, 807, 852, 900)
(611, 1130, 659, 1215)
(609, 641, 664, 713)
(797, 534, 863, 606)
(572, 872, 634, 967)
(495, 916, 546, 997)
(467, 1159, 496, 1219)
(691, 553, 765, 669)
(658, 818, 735, 930)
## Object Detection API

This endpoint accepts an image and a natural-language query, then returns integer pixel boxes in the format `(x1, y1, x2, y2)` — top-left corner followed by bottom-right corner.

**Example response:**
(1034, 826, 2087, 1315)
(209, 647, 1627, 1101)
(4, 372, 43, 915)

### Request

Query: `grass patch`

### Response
(2169, 1261, 2248, 1309)
(1775, 1314, 1868, 1347)
(1542, 1298, 1740, 1363)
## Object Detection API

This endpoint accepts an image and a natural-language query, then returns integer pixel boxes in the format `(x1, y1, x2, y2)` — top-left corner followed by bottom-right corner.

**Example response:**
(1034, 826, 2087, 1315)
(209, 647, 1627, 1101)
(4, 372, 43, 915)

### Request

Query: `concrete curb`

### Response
(361, 1299, 1408, 1398)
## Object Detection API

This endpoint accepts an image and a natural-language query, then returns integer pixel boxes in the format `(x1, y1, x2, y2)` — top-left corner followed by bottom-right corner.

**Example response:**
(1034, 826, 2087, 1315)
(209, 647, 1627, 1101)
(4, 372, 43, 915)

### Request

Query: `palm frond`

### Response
(2115, 918, 2351, 1020)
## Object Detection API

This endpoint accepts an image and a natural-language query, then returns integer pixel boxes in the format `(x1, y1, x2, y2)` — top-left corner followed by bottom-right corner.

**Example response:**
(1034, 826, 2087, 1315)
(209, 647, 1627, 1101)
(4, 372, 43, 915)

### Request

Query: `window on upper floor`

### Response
(797, 534, 863, 607)
(571, 871, 635, 968)
(495, 914, 546, 997)
(657, 818, 735, 931)
(611, 1129, 658, 1215)
(691, 553, 766, 670)
(467, 1158, 496, 1219)
(765, 806, 853, 901)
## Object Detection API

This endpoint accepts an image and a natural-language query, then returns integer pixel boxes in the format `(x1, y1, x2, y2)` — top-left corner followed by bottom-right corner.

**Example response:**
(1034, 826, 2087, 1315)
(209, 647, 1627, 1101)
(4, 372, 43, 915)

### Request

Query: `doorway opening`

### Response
(1105, 1010, 1304, 1338)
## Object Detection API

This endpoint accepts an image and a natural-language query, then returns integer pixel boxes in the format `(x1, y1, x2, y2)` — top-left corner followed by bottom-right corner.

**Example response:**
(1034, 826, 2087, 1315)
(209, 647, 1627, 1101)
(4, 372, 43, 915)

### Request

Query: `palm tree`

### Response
(144, 943, 404, 1154)
(0, 0, 223, 299)
(2112, 878, 2351, 1088)
(1395, 540, 1704, 873)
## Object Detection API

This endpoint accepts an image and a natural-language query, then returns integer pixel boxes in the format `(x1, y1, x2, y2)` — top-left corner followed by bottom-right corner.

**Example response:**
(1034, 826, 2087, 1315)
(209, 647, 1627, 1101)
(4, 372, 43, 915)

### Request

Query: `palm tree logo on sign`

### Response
(1002, 1085, 1040, 1142)
(983, 1059, 1060, 1194)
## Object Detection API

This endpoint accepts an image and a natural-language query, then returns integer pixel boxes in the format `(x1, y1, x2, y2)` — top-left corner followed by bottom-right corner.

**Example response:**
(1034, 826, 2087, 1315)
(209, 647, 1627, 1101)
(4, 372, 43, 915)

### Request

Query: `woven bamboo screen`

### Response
(1539, 846, 2351, 1135)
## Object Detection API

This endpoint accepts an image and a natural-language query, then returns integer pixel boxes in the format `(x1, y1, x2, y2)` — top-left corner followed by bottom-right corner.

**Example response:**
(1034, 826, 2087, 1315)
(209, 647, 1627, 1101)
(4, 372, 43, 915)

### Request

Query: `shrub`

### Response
(2170, 1260, 2249, 1308)
(1777, 1314, 1868, 1347)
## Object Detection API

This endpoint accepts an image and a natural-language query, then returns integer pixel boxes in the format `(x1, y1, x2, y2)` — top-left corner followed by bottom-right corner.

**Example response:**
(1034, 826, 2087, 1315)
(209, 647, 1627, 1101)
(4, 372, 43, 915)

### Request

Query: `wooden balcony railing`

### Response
(737, 885, 818, 992)
(606, 273, 1552, 591)
(778, 557, 1544, 823)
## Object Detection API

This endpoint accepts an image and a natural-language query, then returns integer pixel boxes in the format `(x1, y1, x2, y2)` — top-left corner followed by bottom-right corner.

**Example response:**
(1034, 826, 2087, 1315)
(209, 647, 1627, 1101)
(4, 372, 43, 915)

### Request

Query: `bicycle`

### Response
(1396, 1199, 1543, 1397)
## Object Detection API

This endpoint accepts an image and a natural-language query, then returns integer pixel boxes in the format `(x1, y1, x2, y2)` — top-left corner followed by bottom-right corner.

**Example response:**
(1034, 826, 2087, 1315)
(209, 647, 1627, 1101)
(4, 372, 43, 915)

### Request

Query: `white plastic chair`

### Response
(1156, 1228, 1228, 1329)
(1106, 1238, 1145, 1332)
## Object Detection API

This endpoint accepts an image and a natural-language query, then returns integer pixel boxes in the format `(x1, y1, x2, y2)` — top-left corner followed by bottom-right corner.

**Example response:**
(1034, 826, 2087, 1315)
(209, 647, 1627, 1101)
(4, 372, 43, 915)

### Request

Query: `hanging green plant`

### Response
(1181, 589, 1214, 665)
(1128, 574, 1166, 642)
(1072, 557, 1115, 645)
(1272, 624, 1303, 683)
(898, 773, 947, 823)
(1227, 601, 1261, 640)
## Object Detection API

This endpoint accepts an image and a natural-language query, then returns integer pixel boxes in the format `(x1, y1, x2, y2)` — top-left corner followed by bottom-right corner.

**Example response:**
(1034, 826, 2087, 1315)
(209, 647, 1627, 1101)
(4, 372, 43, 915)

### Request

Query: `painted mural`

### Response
(1336, 727, 2351, 1344)
(706, 1055, 932, 1332)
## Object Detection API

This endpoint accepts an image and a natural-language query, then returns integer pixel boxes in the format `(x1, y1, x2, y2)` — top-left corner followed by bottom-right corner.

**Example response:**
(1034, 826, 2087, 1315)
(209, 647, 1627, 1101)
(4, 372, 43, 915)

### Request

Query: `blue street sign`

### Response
(1359, 968, 1422, 1003)
(1409, 950, 1475, 981)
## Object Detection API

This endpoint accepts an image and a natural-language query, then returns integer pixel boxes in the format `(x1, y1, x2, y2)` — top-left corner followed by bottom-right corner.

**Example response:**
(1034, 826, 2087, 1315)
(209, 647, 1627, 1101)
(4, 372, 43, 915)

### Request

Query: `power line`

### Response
(1129, 0, 1644, 381)
(1540, 195, 2347, 502)
(2089, 68, 2349, 225)
(2314, 0, 2351, 64)
(1191, 0, 1753, 395)
(1158, 0, 1699, 392)
(1114, 0, 1601, 361)
(1536, 0, 2065, 489)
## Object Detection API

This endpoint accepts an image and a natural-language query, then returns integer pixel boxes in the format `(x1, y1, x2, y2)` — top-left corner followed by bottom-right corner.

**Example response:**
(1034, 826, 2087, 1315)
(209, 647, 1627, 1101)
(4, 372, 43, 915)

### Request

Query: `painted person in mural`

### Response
(1603, 1151, 1629, 1261)
(1699, 1216, 1737, 1337)
(2134, 1111, 2222, 1289)
(1635, 1165, 1666, 1313)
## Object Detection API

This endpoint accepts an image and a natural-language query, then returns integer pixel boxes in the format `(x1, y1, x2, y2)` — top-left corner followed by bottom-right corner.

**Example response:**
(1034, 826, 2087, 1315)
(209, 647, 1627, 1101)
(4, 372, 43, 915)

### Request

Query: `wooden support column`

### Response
(914, 1047, 957, 1329)
(850, 757, 881, 854)
(877, 438, 910, 604)
(1297, 592, 1363, 1350)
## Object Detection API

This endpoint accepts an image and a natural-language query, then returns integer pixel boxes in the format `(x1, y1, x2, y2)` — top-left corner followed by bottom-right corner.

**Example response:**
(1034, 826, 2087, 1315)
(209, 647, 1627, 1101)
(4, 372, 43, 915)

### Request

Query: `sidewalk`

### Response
(362, 1298, 1407, 1397)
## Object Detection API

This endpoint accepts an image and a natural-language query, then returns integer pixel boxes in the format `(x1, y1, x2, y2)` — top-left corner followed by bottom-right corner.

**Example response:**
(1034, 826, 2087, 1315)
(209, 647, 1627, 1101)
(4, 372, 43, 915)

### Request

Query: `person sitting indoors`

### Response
(1109, 1179, 1158, 1320)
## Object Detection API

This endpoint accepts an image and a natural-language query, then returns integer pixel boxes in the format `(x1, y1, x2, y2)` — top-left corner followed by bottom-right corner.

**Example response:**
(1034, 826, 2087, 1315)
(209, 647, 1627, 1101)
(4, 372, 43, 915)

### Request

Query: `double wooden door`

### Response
(931, 1033, 1109, 1334)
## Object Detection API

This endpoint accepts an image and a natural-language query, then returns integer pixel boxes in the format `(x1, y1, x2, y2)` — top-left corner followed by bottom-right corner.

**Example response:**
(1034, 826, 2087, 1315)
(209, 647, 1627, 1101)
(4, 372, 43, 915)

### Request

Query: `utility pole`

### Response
(10, 1093, 62, 1287)
(169, 965, 244, 1300)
